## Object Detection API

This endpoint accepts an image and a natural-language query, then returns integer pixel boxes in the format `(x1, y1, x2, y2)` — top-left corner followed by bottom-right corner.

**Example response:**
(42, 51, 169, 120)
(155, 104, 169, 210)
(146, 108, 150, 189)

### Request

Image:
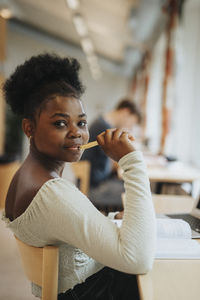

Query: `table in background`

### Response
(152, 194, 195, 214)
(146, 155, 200, 194)
(118, 155, 200, 194)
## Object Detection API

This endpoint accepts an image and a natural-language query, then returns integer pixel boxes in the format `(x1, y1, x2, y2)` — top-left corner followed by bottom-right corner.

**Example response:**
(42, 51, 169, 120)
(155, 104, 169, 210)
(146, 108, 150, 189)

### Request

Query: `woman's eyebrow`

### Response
(50, 113, 70, 118)
(50, 113, 87, 118)
(79, 113, 87, 118)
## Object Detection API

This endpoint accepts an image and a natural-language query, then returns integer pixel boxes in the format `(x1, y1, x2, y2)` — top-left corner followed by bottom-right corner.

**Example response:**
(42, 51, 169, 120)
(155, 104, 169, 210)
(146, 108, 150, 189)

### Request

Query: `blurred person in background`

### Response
(82, 99, 141, 212)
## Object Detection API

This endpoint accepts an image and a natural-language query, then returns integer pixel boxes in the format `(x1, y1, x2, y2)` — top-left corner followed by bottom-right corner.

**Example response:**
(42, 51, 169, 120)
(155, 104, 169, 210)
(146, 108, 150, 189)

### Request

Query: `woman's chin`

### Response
(64, 153, 82, 163)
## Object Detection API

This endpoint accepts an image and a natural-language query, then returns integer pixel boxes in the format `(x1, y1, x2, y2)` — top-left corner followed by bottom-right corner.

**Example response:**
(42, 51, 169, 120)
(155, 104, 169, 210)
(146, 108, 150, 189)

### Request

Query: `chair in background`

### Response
(0, 161, 20, 209)
(15, 236, 59, 300)
(71, 160, 90, 196)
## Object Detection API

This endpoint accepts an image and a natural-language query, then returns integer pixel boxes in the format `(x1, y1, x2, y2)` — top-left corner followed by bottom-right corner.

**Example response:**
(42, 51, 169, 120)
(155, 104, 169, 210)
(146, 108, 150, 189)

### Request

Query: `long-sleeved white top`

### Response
(2, 151, 156, 297)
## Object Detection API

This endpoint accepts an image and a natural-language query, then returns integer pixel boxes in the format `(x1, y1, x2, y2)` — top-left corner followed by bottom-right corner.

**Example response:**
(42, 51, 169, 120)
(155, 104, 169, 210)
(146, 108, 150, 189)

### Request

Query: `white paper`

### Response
(156, 238, 200, 259)
(111, 217, 200, 259)
(156, 218, 192, 239)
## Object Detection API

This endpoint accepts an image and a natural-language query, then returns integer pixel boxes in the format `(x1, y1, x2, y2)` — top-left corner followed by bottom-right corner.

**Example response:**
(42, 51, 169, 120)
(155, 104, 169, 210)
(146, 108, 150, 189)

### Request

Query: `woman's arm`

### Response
(35, 150, 156, 274)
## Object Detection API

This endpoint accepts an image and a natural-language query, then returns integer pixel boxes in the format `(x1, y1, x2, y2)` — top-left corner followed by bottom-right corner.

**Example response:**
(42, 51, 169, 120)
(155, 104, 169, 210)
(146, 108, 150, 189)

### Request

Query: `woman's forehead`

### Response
(42, 96, 85, 116)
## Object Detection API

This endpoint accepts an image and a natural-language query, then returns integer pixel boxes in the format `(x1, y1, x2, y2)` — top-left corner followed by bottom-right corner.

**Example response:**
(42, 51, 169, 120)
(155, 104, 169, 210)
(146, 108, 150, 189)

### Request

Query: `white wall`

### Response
(146, 0, 200, 167)
(146, 34, 166, 153)
(169, 0, 200, 166)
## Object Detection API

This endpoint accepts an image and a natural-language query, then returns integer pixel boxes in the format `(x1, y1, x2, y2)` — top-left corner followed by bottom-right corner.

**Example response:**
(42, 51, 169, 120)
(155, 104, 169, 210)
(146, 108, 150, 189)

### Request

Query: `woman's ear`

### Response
(22, 118, 35, 138)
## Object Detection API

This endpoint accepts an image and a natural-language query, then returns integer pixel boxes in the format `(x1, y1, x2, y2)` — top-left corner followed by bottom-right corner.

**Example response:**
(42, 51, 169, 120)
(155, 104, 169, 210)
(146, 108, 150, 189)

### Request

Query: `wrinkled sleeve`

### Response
(31, 151, 156, 274)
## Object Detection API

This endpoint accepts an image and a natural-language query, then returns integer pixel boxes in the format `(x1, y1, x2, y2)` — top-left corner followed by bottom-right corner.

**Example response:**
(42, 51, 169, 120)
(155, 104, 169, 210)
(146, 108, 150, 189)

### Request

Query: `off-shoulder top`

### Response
(2, 151, 156, 298)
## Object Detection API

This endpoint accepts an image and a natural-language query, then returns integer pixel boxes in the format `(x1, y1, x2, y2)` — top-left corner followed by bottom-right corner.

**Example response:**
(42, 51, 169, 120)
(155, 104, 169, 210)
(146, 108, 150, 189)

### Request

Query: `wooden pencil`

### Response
(80, 141, 98, 150)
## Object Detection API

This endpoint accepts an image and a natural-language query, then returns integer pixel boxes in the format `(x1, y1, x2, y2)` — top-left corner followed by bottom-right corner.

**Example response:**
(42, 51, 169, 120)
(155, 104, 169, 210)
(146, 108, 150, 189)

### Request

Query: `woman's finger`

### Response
(112, 128, 122, 141)
(97, 131, 106, 145)
(128, 134, 135, 141)
(119, 130, 135, 142)
(104, 129, 114, 144)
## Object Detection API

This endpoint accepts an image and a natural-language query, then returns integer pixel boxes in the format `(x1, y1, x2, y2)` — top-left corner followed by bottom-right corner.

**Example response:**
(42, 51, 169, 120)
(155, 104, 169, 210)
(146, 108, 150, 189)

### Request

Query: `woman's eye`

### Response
(78, 120, 87, 127)
(54, 120, 67, 128)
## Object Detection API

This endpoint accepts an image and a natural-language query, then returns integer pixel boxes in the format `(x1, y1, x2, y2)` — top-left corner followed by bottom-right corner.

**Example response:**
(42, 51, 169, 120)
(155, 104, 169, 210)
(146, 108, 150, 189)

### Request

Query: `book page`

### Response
(112, 218, 191, 239)
(111, 218, 200, 259)
(156, 238, 200, 259)
(156, 218, 191, 239)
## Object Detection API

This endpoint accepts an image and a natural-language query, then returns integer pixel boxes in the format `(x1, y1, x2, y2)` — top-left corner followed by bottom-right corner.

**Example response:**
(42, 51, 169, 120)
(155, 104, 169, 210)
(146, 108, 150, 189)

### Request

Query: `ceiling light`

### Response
(86, 54, 98, 65)
(73, 14, 88, 37)
(80, 37, 94, 54)
(0, 8, 12, 19)
(86, 54, 102, 80)
(66, 0, 80, 11)
(90, 66, 101, 80)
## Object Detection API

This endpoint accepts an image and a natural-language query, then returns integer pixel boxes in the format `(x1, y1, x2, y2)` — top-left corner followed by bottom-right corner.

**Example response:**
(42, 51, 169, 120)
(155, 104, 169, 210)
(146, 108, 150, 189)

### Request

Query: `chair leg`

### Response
(42, 247, 59, 300)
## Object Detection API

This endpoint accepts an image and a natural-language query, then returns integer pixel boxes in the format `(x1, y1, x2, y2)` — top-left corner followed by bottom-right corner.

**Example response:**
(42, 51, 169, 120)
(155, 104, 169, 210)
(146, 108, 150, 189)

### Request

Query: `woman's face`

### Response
(33, 96, 89, 162)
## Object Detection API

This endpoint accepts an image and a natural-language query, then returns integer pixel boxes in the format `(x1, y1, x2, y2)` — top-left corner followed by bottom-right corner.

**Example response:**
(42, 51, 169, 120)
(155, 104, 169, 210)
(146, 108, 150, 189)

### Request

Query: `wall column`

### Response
(0, 16, 6, 155)
(160, 0, 178, 154)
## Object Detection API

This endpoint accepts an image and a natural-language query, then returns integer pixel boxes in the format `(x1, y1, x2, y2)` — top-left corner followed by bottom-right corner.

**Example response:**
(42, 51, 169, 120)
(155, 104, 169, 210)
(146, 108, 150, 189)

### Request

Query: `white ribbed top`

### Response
(2, 151, 156, 297)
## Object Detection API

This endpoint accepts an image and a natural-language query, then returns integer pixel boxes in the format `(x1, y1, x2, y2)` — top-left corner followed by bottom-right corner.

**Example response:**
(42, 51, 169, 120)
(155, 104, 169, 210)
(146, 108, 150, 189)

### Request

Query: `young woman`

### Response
(2, 54, 156, 300)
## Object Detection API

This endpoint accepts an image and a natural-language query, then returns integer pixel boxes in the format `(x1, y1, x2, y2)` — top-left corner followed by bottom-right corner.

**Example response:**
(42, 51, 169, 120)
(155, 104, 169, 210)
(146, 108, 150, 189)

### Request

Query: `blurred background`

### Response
(0, 0, 200, 299)
(0, 0, 199, 163)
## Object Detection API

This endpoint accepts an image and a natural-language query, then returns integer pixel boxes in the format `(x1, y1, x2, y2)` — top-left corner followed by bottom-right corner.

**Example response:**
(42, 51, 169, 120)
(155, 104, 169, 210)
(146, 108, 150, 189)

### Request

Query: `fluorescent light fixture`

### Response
(90, 66, 101, 80)
(86, 54, 98, 65)
(73, 14, 88, 37)
(66, 0, 80, 10)
(0, 8, 12, 19)
(86, 54, 102, 80)
(80, 37, 94, 54)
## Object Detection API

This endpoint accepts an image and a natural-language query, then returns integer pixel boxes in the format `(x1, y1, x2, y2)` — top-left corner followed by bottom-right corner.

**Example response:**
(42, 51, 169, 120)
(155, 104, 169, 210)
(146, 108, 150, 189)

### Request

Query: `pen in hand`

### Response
(80, 141, 98, 150)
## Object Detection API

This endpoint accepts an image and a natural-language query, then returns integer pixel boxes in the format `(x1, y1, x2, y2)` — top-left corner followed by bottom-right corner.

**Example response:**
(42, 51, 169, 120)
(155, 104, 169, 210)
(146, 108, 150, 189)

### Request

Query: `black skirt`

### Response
(58, 267, 140, 300)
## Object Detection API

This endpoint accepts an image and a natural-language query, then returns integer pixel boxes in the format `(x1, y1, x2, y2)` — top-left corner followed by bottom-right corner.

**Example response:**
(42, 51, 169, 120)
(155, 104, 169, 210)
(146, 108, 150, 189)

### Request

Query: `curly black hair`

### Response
(3, 53, 85, 119)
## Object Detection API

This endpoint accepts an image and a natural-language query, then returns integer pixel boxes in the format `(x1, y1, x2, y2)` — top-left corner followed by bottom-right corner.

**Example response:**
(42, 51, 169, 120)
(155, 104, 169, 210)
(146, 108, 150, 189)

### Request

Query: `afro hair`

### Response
(3, 53, 85, 118)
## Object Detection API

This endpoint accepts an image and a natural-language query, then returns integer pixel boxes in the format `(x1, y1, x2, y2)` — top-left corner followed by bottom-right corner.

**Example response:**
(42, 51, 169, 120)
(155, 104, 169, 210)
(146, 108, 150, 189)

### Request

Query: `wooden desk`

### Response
(152, 194, 195, 214)
(118, 159, 200, 187)
(143, 154, 200, 183)
(148, 163, 200, 183)
(148, 161, 200, 194)
(138, 259, 200, 300)
(137, 194, 200, 300)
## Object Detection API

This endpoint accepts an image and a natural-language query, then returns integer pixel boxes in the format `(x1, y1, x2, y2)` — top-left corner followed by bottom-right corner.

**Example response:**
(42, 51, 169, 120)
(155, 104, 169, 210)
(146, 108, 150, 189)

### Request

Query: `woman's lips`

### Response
(64, 145, 81, 150)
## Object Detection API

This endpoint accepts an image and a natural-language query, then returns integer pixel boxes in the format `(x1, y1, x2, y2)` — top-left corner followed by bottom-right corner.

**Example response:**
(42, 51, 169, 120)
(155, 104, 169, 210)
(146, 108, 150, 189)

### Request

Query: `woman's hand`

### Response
(97, 128, 136, 161)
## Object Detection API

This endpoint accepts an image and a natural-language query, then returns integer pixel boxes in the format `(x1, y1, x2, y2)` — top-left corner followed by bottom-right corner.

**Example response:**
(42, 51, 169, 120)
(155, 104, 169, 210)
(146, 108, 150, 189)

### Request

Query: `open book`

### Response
(112, 218, 200, 259)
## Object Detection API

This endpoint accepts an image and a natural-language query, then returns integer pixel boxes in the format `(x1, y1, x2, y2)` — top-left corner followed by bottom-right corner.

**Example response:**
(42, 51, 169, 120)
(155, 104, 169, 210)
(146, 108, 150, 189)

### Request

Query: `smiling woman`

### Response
(22, 96, 89, 163)
(1, 53, 156, 300)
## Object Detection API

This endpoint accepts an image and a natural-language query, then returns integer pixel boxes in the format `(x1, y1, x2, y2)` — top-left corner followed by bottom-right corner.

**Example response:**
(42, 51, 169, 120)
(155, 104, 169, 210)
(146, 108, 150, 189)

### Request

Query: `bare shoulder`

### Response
(5, 162, 54, 221)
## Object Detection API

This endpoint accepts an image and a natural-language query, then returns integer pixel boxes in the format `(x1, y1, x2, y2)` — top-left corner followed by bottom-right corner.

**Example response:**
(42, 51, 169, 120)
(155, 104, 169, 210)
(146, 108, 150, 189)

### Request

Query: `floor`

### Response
(0, 215, 36, 300)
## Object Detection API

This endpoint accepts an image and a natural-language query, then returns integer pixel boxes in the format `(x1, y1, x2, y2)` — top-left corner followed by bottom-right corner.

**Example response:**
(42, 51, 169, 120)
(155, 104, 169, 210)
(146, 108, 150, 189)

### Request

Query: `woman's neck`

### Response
(28, 141, 65, 177)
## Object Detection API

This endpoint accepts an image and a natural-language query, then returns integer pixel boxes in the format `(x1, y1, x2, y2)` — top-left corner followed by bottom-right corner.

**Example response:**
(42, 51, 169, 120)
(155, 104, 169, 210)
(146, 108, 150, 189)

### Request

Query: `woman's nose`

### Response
(67, 125, 81, 138)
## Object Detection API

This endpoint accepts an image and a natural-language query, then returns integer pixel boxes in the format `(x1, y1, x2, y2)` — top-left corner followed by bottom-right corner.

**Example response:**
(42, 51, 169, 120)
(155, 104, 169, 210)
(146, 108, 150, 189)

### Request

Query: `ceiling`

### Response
(1, 0, 172, 77)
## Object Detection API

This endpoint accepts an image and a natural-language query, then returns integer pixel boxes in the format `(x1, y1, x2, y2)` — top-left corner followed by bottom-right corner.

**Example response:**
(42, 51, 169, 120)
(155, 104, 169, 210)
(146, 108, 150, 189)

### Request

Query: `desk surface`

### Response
(137, 194, 200, 300)
(138, 259, 200, 300)
(152, 194, 195, 214)
(147, 161, 200, 183)
(118, 158, 200, 184)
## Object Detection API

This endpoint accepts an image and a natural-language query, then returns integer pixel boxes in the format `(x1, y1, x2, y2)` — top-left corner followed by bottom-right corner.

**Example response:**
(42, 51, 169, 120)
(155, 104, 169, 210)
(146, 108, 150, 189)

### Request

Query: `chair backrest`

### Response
(15, 236, 59, 300)
(0, 161, 20, 209)
(71, 160, 90, 196)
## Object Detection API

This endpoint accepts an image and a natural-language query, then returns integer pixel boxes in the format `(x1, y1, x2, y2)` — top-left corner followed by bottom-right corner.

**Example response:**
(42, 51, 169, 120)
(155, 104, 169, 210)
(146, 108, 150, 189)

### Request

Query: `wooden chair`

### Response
(71, 160, 90, 196)
(15, 236, 59, 300)
(0, 161, 20, 209)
